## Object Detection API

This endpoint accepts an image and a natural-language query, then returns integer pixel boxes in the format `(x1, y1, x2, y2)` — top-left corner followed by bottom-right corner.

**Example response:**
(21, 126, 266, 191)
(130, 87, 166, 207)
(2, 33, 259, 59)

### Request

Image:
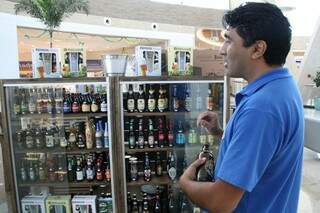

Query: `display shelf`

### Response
(18, 180, 111, 187)
(15, 147, 109, 154)
(125, 147, 173, 154)
(14, 112, 107, 119)
(124, 110, 222, 117)
(127, 175, 171, 186)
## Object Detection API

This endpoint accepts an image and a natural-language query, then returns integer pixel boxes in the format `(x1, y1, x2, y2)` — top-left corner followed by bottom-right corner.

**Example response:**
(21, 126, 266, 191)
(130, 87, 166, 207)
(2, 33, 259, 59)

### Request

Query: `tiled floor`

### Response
(0, 148, 319, 212)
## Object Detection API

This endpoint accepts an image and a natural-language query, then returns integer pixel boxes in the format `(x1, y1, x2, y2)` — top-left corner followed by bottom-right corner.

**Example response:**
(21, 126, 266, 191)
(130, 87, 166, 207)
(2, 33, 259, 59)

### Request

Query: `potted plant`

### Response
(15, 0, 89, 48)
(313, 71, 320, 110)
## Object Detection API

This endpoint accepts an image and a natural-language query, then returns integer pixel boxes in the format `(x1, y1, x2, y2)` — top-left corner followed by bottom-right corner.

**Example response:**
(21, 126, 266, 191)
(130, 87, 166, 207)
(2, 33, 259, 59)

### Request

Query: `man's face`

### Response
(219, 27, 251, 78)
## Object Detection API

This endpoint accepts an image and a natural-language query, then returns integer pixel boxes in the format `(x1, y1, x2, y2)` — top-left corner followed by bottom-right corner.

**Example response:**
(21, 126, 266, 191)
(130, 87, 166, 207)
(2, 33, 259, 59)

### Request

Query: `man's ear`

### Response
(250, 40, 267, 60)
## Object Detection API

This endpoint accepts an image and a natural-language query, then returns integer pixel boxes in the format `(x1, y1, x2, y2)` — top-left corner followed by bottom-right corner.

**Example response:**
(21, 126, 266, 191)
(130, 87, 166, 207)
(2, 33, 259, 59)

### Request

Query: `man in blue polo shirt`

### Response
(179, 2, 304, 213)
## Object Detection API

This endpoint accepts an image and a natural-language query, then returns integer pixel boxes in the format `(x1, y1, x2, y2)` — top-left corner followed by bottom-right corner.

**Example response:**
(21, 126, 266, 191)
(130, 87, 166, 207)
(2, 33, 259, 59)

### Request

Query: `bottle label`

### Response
(168, 167, 176, 180)
(72, 103, 80, 112)
(129, 136, 135, 148)
(76, 171, 84, 181)
(47, 103, 53, 113)
(46, 135, 54, 148)
(137, 99, 145, 112)
(144, 169, 151, 180)
(63, 103, 70, 113)
(104, 137, 109, 148)
(14, 104, 21, 114)
(101, 103, 108, 112)
(157, 165, 162, 176)
(158, 99, 165, 111)
(86, 169, 94, 179)
(138, 136, 144, 148)
(91, 104, 99, 112)
(127, 99, 135, 112)
(199, 135, 206, 144)
(29, 170, 35, 181)
(158, 133, 164, 141)
(148, 135, 154, 147)
(60, 138, 68, 147)
(82, 104, 90, 112)
(188, 133, 197, 144)
(148, 99, 156, 112)
(176, 133, 185, 145)
(185, 97, 192, 111)
(28, 103, 36, 113)
(96, 171, 103, 180)
(105, 169, 111, 180)
(26, 136, 34, 148)
(173, 99, 179, 111)
(96, 138, 103, 148)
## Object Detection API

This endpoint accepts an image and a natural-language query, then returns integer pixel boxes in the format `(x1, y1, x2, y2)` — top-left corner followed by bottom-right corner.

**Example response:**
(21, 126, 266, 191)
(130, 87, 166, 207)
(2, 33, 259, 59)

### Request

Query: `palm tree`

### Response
(15, 0, 89, 47)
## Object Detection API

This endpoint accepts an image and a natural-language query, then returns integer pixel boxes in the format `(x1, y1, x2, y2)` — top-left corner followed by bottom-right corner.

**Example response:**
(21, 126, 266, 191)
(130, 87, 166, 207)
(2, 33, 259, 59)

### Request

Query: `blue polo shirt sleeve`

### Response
(216, 108, 283, 192)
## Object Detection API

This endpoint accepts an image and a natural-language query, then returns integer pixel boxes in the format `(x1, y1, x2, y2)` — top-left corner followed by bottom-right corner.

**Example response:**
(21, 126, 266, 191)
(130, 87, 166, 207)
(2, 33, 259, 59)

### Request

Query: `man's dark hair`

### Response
(222, 2, 291, 66)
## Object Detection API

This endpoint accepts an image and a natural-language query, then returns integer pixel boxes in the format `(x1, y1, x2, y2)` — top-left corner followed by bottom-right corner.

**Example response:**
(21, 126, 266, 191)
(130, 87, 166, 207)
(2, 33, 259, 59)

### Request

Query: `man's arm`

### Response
(179, 159, 244, 213)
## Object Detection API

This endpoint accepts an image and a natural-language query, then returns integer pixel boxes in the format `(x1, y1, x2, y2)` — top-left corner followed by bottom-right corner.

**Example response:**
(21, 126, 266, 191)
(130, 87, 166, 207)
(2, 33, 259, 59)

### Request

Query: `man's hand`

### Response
(197, 111, 223, 136)
(180, 158, 206, 182)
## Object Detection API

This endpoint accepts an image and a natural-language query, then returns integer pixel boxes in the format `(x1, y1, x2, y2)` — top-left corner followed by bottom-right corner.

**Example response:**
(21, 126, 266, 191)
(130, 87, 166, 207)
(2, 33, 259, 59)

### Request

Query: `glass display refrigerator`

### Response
(118, 76, 227, 213)
(1, 78, 114, 213)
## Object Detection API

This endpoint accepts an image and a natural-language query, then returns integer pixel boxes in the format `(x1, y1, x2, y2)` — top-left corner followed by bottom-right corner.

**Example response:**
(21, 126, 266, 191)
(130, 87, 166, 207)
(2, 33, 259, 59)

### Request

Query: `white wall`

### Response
(0, 12, 195, 79)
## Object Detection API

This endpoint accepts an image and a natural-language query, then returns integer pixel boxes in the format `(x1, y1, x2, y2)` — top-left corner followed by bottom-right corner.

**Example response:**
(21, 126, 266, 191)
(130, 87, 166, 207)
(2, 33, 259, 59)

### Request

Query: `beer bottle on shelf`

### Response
(38, 89, 45, 113)
(20, 161, 27, 182)
(91, 94, 99, 113)
(52, 122, 60, 147)
(144, 152, 151, 182)
(172, 84, 179, 112)
(137, 119, 145, 149)
(158, 118, 165, 147)
(195, 84, 203, 111)
(45, 125, 55, 148)
(16, 129, 24, 149)
(168, 152, 177, 181)
(96, 161, 104, 181)
(147, 119, 155, 148)
(71, 94, 80, 113)
(47, 88, 54, 114)
(163, 85, 169, 111)
(67, 156, 75, 182)
(77, 123, 86, 149)
(48, 161, 57, 182)
(167, 119, 174, 147)
(127, 84, 135, 112)
(168, 186, 176, 213)
(81, 93, 91, 113)
(25, 125, 34, 149)
(59, 126, 68, 148)
(34, 127, 44, 148)
(129, 120, 136, 149)
(63, 91, 71, 113)
(197, 143, 215, 182)
(184, 85, 192, 112)
(67, 124, 77, 149)
(142, 201, 149, 213)
(147, 85, 156, 112)
(137, 84, 146, 112)
(86, 159, 94, 181)
(176, 121, 186, 145)
(158, 85, 166, 112)
(57, 155, 66, 182)
(28, 162, 36, 182)
(13, 88, 21, 115)
(20, 89, 28, 115)
(95, 121, 103, 149)
(207, 87, 214, 111)
(188, 120, 197, 144)
(38, 163, 46, 181)
(28, 88, 37, 114)
(54, 88, 63, 114)
(154, 191, 161, 212)
(85, 120, 94, 149)
(127, 192, 132, 213)
(131, 194, 139, 213)
(156, 152, 163, 176)
(100, 94, 108, 112)
(105, 157, 111, 182)
(76, 158, 84, 182)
